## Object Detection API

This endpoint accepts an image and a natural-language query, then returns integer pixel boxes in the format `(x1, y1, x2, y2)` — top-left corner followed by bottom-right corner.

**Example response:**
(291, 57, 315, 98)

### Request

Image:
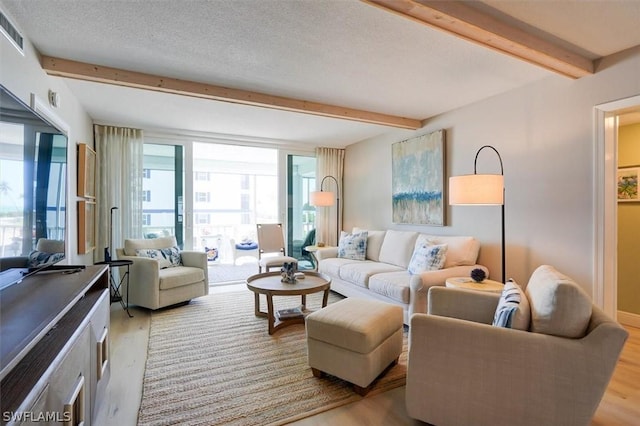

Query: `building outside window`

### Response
(143, 168, 151, 179)
(195, 171, 209, 181)
(142, 190, 151, 202)
(195, 192, 210, 203)
(195, 213, 210, 224)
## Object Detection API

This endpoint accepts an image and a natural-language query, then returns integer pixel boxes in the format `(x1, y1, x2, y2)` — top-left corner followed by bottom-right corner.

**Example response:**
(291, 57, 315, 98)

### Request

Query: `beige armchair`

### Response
(406, 265, 628, 426)
(116, 236, 208, 310)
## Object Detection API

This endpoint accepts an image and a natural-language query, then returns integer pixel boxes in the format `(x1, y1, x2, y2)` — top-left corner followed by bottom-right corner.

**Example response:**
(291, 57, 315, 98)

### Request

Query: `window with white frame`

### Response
(195, 213, 210, 224)
(195, 171, 210, 181)
(195, 192, 210, 203)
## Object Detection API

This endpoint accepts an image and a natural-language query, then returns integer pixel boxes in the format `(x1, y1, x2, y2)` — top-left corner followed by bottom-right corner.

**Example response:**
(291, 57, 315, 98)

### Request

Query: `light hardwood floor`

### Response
(95, 283, 640, 426)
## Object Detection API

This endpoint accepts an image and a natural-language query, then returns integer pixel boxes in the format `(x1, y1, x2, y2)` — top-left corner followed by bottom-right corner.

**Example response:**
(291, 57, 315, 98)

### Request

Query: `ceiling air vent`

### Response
(0, 11, 24, 53)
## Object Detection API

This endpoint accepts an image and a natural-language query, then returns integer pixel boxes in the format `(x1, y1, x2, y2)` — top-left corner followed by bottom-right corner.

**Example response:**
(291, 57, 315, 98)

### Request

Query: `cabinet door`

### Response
(89, 290, 110, 422)
(47, 325, 91, 426)
(18, 385, 48, 425)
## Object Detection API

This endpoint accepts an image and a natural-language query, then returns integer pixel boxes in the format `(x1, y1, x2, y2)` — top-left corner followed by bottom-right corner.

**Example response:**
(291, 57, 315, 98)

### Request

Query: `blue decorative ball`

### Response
(470, 268, 486, 283)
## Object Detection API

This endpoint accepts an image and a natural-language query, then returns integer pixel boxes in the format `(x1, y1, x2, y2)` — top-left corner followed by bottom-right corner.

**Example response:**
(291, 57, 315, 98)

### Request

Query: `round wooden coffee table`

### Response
(246, 271, 331, 335)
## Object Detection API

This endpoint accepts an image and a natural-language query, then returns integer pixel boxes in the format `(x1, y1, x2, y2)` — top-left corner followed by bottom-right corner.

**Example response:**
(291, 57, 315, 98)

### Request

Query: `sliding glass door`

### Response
(142, 143, 184, 247)
(191, 143, 278, 262)
(143, 138, 314, 264)
(286, 154, 316, 269)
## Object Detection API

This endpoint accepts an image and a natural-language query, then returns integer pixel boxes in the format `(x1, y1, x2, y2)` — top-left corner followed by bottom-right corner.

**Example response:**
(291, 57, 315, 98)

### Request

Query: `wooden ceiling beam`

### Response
(363, 0, 594, 79)
(40, 56, 422, 130)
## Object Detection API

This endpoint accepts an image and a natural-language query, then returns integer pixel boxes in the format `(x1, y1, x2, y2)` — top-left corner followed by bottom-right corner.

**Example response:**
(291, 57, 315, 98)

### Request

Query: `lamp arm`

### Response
(473, 145, 504, 175)
(319, 175, 340, 198)
(319, 175, 341, 244)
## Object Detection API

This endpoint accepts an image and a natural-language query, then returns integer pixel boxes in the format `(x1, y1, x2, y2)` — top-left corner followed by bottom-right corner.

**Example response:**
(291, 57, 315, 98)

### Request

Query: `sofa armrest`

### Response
(181, 250, 207, 269)
(407, 264, 490, 318)
(315, 246, 338, 261)
(117, 253, 161, 306)
(0, 256, 29, 271)
(180, 251, 209, 293)
(427, 286, 499, 324)
(419, 264, 489, 285)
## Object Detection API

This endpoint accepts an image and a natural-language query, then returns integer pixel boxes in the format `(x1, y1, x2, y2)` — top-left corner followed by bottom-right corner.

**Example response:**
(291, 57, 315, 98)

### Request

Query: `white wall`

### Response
(345, 46, 640, 294)
(1, 19, 94, 265)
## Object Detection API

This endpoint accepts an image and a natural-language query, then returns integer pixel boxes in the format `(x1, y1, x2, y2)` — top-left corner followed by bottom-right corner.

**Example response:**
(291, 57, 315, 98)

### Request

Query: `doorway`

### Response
(595, 95, 640, 326)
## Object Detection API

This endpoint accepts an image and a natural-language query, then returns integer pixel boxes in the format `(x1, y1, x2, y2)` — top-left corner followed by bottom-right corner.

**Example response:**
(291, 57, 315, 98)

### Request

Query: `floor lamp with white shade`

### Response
(310, 175, 340, 245)
(449, 145, 505, 283)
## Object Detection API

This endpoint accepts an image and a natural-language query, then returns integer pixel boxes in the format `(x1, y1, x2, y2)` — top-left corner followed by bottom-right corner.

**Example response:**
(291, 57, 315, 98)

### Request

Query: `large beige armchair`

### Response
(116, 236, 208, 310)
(406, 265, 628, 426)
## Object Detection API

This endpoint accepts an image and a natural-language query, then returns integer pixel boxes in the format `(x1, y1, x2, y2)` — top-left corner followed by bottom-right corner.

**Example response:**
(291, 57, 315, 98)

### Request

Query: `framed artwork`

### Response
(618, 167, 640, 202)
(77, 143, 96, 199)
(392, 129, 445, 225)
(78, 200, 96, 254)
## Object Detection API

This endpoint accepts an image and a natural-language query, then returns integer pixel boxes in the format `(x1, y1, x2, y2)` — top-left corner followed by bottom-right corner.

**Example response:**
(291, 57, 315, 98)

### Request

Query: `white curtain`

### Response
(94, 125, 144, 262)
(315, 147, 344, 247)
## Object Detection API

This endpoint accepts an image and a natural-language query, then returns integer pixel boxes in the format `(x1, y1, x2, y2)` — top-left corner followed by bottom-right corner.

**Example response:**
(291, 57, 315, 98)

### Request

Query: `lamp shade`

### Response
(449, 174, 504, 205)
(310, 191, 335, 207)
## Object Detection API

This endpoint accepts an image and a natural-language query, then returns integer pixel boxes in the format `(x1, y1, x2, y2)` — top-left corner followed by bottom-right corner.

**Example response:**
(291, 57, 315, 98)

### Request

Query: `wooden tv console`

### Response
(0, 265, 110, 426)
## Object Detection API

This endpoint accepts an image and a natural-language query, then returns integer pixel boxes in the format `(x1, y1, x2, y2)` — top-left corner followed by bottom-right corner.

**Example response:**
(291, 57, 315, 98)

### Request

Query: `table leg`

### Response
(253, 292, 261, 316)
(301, 294, 307, 311)
(266, 294, 275, 335)
(322, 288, 329, 307)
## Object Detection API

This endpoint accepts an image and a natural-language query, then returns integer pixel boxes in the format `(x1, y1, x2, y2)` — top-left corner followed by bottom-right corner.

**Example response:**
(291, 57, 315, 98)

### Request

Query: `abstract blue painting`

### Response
(392, 130, 445, 225)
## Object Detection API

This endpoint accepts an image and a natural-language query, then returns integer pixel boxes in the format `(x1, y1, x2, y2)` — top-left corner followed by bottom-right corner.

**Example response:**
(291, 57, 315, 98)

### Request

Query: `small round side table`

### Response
(445, 277, 504, 293)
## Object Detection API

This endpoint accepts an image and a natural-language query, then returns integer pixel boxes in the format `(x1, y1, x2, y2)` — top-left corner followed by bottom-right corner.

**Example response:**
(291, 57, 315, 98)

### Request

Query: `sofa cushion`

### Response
(492, 280, 530, 330)
(337, 231, 368, 260)
(525, 265, 592, 338)
(124, 236, 177, 256)
(318, 257, 361, 278)
(418, 235, 479, 269)
(352, 228, 386, 261)
(338, 261, 403, 288)
(368, 271, 411, 304)
(408, 243, 448, 274)
(378, 230, 419, 268)
(158, 266, 205, 290)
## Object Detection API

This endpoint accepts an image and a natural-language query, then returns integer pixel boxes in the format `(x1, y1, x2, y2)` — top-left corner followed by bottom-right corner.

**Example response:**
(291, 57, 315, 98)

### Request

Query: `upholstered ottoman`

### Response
(306, 298, 403, 395)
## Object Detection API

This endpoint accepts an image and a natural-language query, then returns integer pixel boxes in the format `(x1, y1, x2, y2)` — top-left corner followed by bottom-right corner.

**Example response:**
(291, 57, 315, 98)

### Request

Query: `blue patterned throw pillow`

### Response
(337, 231, 368, 260)
(27, 250, 65, 268)
(493, 280, 524, 328)
(408, 243, 448, 274)
(136, 248, 172, 269)
(160, 246, 182, 267)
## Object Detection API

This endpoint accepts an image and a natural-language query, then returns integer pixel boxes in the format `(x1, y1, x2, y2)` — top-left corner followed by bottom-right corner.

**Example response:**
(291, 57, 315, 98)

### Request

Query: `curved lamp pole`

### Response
(310, 175, 340, 244)
(449, 145, 505, 283)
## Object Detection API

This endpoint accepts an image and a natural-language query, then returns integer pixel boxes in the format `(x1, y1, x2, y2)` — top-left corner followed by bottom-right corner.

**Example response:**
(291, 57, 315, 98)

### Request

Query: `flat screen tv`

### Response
(0, 85, 68, 289)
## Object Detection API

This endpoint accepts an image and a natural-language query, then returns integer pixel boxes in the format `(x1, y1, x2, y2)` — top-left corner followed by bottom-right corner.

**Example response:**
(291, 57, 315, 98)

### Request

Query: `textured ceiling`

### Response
(1, 0, 639, 147)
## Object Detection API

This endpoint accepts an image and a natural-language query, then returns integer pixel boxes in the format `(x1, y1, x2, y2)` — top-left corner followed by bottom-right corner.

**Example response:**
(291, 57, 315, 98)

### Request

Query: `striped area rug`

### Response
(137, 290, 407, 426)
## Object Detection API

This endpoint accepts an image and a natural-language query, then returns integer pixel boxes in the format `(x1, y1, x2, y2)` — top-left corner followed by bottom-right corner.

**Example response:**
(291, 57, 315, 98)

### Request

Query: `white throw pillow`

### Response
(525, 265, 592, 338)
(407, 243, 448, 274)
(492, 279, 530, 330)
(337, 231, 368, 261)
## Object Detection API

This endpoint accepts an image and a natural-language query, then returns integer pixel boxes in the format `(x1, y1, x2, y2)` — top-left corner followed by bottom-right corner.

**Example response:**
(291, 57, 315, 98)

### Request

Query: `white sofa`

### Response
(316, 229, 488, 324)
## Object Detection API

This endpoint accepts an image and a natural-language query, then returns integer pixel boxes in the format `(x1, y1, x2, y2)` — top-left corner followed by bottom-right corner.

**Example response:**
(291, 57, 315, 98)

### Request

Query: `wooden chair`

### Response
(256, 223, 298, 273)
